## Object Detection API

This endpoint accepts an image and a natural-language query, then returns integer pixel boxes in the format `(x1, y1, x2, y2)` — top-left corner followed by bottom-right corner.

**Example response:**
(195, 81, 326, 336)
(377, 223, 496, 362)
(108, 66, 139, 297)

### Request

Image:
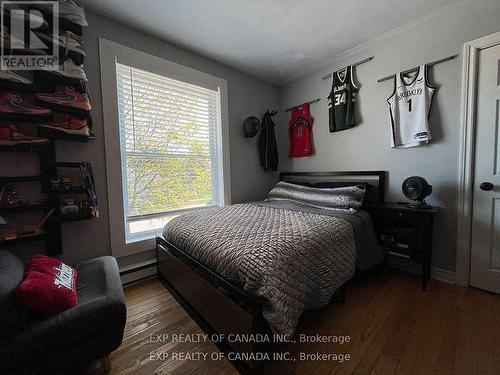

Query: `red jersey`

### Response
(288, 103, 313, 157)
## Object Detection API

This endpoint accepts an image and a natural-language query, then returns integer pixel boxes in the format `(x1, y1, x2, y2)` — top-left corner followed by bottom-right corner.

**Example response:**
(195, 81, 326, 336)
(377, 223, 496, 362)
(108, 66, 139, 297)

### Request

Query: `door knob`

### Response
(480, 182, 494, 191)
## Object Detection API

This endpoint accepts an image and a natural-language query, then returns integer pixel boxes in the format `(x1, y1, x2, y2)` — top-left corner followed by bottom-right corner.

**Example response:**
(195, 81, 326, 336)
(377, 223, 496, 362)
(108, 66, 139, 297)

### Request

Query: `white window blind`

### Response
(115, 62, 223, 241)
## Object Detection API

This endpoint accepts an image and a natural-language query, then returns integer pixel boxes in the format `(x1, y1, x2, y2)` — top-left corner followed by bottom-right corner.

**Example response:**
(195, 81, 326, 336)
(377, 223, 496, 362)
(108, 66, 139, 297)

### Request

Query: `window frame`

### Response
(99, 38, 231, 257)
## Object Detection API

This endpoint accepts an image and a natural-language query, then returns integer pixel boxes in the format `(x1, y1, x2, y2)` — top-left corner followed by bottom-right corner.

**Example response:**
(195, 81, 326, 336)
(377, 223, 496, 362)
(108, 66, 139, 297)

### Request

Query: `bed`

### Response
(156, 171, 386, 373)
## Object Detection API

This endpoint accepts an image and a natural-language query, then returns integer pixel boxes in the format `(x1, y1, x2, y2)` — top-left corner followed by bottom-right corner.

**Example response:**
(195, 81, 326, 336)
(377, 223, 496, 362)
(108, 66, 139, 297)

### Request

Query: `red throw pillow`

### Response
(17, 255, 78, 315)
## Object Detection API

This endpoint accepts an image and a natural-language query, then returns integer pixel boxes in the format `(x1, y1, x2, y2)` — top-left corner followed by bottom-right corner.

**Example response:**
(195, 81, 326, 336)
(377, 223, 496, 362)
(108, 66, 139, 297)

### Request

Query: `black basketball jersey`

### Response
(327, 65, 358, 132)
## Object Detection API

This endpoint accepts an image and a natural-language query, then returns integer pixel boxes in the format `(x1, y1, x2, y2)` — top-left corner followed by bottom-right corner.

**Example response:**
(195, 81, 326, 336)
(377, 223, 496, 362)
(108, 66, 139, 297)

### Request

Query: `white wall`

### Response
(277, 0, 500, 271)
(55, 11, 280, 265)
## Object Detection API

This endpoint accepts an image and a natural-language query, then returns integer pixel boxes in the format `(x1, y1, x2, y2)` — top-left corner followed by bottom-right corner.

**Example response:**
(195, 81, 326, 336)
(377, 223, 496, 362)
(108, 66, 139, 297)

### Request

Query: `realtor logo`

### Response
(1, 1, 59, 70)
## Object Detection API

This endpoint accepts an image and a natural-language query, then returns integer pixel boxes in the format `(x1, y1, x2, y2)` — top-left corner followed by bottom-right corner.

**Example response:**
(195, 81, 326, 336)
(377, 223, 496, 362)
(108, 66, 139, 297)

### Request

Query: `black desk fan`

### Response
(402, 176, 433, 209)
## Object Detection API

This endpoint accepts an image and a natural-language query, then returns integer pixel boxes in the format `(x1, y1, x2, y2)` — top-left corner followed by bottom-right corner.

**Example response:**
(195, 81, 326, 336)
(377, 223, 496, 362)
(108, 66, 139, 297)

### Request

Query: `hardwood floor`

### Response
(110, 271, 500, 375)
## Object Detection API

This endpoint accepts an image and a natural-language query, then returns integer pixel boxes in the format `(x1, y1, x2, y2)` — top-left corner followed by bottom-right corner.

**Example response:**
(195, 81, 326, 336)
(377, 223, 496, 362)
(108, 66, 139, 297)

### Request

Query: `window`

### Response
(116, 64, 224, 242)
(100, 39, 230, 256)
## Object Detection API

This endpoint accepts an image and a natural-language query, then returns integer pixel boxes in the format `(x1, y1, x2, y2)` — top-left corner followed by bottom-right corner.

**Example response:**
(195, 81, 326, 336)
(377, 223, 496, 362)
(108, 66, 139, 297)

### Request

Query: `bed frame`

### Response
(156, 171, 386, 374)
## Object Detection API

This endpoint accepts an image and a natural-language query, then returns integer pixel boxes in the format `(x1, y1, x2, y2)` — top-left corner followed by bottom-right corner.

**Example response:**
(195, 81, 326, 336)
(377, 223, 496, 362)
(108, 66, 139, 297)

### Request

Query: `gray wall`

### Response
(55, 11, 280, 265)
(277, 0, 500, 271)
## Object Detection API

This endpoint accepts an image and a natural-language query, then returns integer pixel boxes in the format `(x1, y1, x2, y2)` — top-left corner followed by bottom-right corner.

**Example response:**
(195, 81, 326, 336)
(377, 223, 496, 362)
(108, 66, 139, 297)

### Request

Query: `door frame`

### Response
(456, 31, 500, 286)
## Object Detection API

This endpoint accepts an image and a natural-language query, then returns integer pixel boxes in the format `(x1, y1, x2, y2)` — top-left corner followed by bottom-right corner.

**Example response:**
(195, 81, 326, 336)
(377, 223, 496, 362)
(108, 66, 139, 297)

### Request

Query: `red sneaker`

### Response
(35, 86, 91, 116)
(0, 122, 49, 145)
(38, 113, 90, 141)
(0, 92, 52, 121)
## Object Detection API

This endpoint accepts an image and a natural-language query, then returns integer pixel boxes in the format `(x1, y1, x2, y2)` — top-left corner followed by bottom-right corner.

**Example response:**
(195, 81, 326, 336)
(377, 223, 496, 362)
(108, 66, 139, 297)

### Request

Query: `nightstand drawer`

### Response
(378, 227, 418, 257)
(383, 210, 425, 225)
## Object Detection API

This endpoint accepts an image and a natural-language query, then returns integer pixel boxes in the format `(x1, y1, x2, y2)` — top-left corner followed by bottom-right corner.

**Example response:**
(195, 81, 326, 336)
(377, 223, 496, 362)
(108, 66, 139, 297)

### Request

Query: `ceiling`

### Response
(82, 0, 460, 85)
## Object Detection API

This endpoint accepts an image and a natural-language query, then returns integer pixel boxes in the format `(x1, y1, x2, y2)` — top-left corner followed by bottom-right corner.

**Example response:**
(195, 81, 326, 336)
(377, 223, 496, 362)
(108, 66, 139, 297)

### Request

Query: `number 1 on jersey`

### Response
(407, 99, 412, 112)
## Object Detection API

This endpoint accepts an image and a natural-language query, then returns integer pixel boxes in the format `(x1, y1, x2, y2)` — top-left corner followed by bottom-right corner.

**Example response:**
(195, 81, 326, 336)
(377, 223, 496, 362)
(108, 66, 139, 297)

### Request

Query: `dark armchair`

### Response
(0, 251, 127, 374)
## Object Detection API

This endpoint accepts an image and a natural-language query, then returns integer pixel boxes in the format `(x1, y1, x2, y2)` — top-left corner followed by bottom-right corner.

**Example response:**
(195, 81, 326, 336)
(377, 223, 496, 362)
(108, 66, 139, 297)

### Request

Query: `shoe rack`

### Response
(0, 141, 62, 254)
(0, 2, 94, 255)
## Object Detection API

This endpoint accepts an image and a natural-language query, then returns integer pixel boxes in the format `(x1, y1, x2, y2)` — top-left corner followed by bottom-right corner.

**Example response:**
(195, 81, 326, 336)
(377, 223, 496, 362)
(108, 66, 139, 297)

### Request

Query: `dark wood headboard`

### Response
(279, 171, 387, 205)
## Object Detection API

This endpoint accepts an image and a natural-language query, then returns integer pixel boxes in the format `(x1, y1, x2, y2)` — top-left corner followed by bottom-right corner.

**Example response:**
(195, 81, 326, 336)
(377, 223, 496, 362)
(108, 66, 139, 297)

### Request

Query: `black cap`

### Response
(243, 116, 261, 138)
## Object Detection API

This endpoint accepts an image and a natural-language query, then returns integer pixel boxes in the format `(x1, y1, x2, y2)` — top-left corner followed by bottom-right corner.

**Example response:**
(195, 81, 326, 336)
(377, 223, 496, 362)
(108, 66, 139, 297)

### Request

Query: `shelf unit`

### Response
(37, 127, 95, 143)
(0, 143, 53, 153)
(0, 144, 97, 254)
(56, 186, 87, 195)
(0, 141, 62, 254)
(1, 2, 94, 255)
(0, 176, 42, 183)
(0, 202, 50, 214)
(59, 213, 94, 223)
(0, 231, 48, 246)
(52, 162, 97, 224)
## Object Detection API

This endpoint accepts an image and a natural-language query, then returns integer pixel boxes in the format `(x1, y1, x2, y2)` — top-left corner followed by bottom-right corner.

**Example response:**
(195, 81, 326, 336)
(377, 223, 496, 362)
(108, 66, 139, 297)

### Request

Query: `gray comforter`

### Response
(162, 201, 382, 335)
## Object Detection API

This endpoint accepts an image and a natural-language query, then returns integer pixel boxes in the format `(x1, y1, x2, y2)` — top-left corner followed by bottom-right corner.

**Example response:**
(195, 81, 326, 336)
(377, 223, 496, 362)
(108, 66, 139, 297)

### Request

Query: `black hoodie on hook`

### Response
(258, 110, 279, 171)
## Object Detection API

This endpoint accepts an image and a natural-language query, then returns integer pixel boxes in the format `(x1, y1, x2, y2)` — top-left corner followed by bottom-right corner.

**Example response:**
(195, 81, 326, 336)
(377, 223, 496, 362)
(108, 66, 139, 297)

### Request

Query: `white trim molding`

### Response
(387, 259, 456, 284)
(431, 267, 456, 285)
(99, 38, 231, 258)
(456, 31, 500, 286)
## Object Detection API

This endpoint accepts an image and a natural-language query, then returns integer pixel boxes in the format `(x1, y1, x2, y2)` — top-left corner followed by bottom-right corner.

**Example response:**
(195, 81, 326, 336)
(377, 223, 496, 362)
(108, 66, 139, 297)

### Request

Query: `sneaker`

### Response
(32, 0, 87, 29)
(0, 122, 49, 146)
(35, 30, 85, 64)
(0, 92, 52, 120)
(38, 58, 87, 83)
(0, 70, 33, 91)
(36, 86, 91, 116)
(38, 113, 90, 139)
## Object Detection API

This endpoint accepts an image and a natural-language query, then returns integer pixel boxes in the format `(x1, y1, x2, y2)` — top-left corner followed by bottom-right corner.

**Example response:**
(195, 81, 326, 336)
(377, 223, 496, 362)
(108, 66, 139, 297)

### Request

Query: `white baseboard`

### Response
(387, 257, 456, 284)
(430, 267, 457, 284)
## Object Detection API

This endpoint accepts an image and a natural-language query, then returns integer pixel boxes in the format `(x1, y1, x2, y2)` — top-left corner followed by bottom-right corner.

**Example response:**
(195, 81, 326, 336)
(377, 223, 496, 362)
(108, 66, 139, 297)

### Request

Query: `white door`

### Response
(470, 42, 500, 293)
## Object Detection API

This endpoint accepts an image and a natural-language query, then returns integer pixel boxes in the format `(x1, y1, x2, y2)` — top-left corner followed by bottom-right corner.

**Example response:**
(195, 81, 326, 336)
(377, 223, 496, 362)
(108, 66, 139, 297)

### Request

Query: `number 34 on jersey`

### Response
(333, 92, 348, 106)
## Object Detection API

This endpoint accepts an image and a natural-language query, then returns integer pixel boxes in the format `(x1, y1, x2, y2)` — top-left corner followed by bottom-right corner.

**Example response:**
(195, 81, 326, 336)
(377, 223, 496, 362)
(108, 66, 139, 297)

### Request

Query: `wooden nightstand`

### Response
(371, 202, 440, 290)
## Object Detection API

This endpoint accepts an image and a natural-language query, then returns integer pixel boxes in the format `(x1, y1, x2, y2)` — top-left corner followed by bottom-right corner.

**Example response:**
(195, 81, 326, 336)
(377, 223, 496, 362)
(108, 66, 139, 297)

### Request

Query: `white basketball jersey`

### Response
(387, 65, 436, 148)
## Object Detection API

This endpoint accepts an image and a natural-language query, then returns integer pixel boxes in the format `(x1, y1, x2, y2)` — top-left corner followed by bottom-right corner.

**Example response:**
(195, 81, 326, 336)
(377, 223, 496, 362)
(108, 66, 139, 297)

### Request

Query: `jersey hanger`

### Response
(377, 54, 458, 83)
(284, 98, 320, 112)
(322, 56, 374, 80)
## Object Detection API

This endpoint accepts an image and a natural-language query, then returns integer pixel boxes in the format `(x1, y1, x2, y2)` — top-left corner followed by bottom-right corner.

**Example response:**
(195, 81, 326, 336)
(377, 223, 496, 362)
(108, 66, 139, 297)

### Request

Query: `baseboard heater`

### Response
(119, 259, 158, 286)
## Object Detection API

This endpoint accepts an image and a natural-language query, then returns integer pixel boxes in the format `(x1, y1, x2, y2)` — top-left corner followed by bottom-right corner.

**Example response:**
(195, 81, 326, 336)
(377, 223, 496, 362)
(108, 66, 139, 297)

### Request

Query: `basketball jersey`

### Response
(288, 103, 313, 157)
(328, 65, 358, 132)
(387, 65, 436, 148)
